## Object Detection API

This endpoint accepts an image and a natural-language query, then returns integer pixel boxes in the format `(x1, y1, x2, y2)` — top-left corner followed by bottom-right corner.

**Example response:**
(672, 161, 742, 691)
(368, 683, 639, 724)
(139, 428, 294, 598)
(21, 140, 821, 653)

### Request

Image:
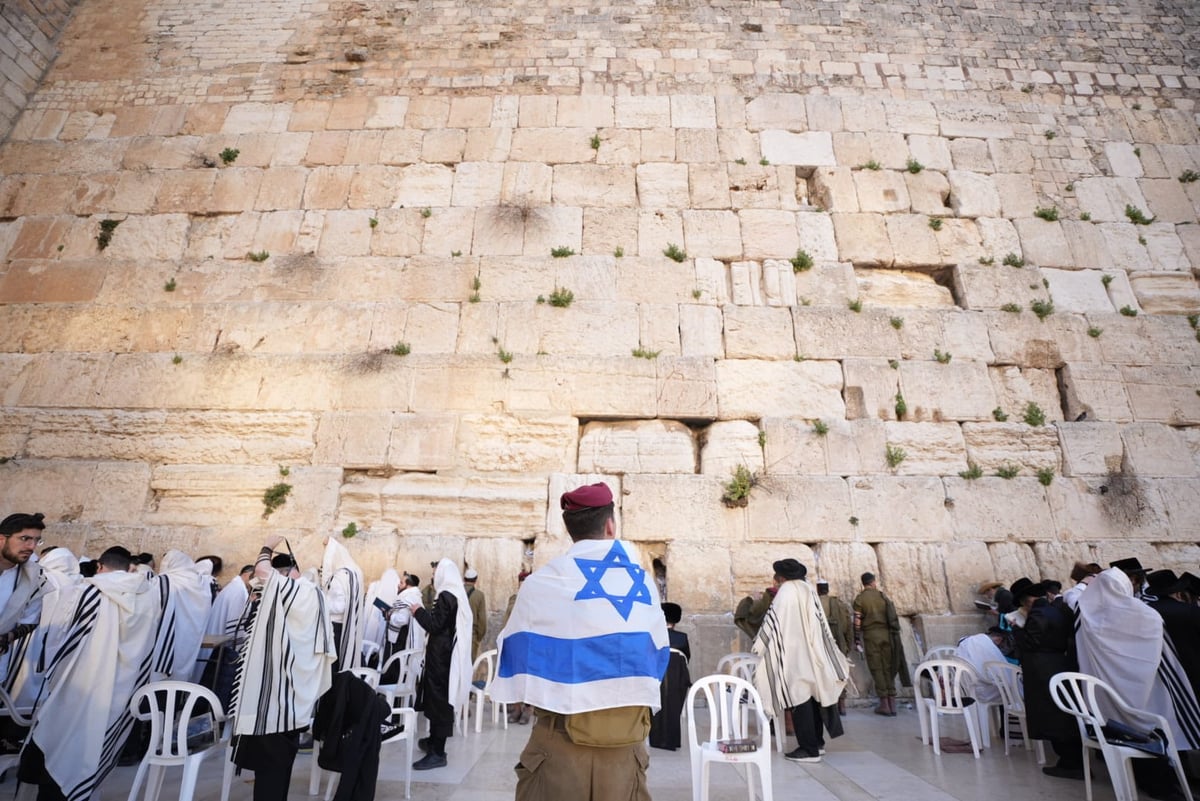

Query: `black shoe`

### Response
(1042, 766, 1084, 780)
(784, 748, 821, 763)
(413, 752, 447, 770)
(417, 736, 430, 752)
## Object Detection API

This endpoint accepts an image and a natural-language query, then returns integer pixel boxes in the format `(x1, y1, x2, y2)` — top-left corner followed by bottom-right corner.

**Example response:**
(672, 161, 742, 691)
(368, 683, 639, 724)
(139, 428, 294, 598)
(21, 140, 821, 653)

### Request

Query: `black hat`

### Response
(1010, 577, 1046, 600)
(0, 513, 45, 536)
(773, 559, 806, 581)
(1110, 557, 1150, 574)
(661, 603, 682, 624)
(1147, 570, 1188, 597)
(271, 553, 296, 570)
(1181, 572, 1200, 596)
(1042, 580, 1063, 594)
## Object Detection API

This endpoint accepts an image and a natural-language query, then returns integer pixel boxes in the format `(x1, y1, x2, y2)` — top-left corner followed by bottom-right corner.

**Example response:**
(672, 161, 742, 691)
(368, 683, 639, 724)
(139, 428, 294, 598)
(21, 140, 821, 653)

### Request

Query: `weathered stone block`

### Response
(1057, 422, 1124, 477)
(454, 413, 577, 473)
(759, 131, 835, 166)
(942, 541, 995, 613)
(987, 542, 1039, 585)
(1128, 272, 1200, 314)
(577, 420, 696, 475)
(622, 473, 746, 542)
(738, 210, 799, 260)
(715, 360, 844, 420)
(1120, 422, 1196, 478)
(853, 170, 910, 214)
(961, 422, 1061, 473)
(897, 360, 996, 422)
(1014, 218, 1072, 268)
(988, 366, 1061, 424)
(700, 420, 764, 477)
(746, 476, 854, 541)
(745, 95, 807, 131)
(905, 171, 951, 216)
(723, 305, 796, 360)
(0, 460, 151, 525)
(882, 422, 967, 475)
(1060, 363, 1134, 422)
(948, 171, 1000, 218)
(1075, 177, 1150, 223)
(682, 210, 742, 260)
(1043, 268, 1116, 312)
(843, 359, 902, 422)
(831, 213, 893, 266)
(1121, 365, 1200, 424)
(947, 476, 1055, 542)
(858, 269, 953, 308)
(1046, 475, 1170, 541)
(850, 476, 951, 542)
(810, 167, 858, 212)
(876, 543, 950, 614)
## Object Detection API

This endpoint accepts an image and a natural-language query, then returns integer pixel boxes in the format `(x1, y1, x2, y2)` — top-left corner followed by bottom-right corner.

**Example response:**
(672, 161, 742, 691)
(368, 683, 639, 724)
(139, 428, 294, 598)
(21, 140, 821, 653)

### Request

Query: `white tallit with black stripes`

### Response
(1076, 567, 1200, 749)
(26, 569, 158, 801)
(232, 567, 335, 737)
(321, 538, 364, 671)
(752, 578, 849, 718)
(150, 550, 213, 680)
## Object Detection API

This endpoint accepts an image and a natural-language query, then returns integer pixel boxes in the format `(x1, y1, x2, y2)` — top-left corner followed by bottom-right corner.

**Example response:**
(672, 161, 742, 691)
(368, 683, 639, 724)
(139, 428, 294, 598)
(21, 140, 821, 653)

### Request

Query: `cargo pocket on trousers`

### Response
(514, 746, 547, 792)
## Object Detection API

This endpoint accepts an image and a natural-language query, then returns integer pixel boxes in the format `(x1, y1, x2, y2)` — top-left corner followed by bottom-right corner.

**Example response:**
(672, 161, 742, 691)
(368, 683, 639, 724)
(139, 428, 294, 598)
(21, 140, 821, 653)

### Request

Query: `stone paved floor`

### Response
(76, 707, 1125, 801)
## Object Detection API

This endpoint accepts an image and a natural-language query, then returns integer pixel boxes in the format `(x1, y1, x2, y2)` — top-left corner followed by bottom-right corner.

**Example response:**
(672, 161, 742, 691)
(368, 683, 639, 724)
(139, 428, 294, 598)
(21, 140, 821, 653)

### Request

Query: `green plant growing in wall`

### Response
(548, 287, 575, 307)
(420, 207, 432, 218)
(1030, 299, 1054, 320)
(992, 407, 1008, 422)
(342, 521, 358, 538)
(890, 316, 904, 329)
(390, 342, 411, 356)
(631, 346, 661, 359)
(96, 219, 122, 251)
(934, 349, 952, 364)
(848, 299, 862, 312)
(164, 278, 177, 292)
(791, 249, 813, 272)
(262, 466, 293, 519)
(1120, 305, 1138, 317)
(885, 445, 906, 469)
(905, 158, 923, 174)
(1034, 206, 1059, 221)
(247, 251, 269, 262)
(894, 392, 907, 420)
(1180, 170, 1199, 184)
(1000, 303, 1022, 313)
(721, 465, 756, 508)
(862, 160, 882, 171)
(959, 463, 983, 480)
(1002, 253, 1024, 268)
(996, 464, 1020, 479)
(1037, 467, 1055, 486)
(220, 147, 240, 165)
(928, 217, 943, 231)
(614, 246, 625, 258)
(498, 348, 513, 364)
(663, 243, 687, 262)
(757, 431, 767, 449)
(812, 420, 829, 436)
(1124, 204, 1153, 225)
(1023, 401, 1046, 427)
(590, 133, 601, 150)
(1088, 326, 1103, 338)
(550, 246, 576, 258)
(171, 354, 183, 365)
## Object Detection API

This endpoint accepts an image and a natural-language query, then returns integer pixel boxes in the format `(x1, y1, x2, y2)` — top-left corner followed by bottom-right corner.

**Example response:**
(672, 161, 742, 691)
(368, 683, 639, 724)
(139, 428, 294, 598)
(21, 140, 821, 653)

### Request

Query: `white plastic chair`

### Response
(0, 687, 31, 778)
(915, 659, 983, 758)
(125, 680, 231, 801)
(923, 645, 959, 661)
(726, 655, 784, 753)
(1050, 672, 1194, 801)
(459, 648, 506, 734)
(378, 647, 420, 718)
(347, 666, 380, 689)
(321, 706, 418, 801)
(984, 661, 1044, 762)
(361, 639, 381, 667)
(717, 652, 755, 675)
(685, 674, 774, 801)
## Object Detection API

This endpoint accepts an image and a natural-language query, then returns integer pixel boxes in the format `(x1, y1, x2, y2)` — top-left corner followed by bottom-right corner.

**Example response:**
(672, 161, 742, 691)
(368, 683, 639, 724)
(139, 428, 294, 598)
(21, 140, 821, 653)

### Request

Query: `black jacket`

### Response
(313, 671, 390, 801)
(1150, 596, 1200, 700)
(1016, 598, 1077, 741)
(414, 590, 459, 726)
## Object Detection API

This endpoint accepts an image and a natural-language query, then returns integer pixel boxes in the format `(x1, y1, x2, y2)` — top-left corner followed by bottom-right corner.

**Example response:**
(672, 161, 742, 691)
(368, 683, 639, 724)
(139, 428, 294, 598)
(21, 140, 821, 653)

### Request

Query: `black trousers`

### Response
(233, 731, 302, 801)
(1048, 737, 1083, 769)
(789, 698, 825, 756)
(17, 742, 67, 801)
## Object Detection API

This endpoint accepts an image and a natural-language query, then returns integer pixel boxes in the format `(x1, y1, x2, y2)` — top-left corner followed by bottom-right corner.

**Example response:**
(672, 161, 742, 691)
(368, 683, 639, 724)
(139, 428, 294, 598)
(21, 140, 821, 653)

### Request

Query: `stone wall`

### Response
(0, 0, 82, 142)
(0, 0, 1198, 675)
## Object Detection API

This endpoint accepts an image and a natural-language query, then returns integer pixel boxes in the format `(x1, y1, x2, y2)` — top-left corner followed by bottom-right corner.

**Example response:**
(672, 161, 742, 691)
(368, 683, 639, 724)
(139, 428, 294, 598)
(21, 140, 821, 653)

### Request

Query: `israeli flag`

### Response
(491, 539, 671, 714)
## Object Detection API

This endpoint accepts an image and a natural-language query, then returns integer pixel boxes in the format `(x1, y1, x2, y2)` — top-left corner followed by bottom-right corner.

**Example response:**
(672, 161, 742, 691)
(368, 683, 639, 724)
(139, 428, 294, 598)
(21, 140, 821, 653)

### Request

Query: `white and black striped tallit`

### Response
(752, 579, 849, 719)
(232, 564, 335, 739)
(321, 538, 365, 671)
(26, 569, 158, 801)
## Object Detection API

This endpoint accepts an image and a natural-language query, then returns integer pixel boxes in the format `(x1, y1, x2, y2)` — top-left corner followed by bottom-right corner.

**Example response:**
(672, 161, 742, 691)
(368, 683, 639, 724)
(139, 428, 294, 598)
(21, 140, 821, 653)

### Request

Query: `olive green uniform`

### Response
(820, 594, 853, 656)
(467, 585, 487, 660)
(516, 707, 651, 801)
(854, 586, 896, 698)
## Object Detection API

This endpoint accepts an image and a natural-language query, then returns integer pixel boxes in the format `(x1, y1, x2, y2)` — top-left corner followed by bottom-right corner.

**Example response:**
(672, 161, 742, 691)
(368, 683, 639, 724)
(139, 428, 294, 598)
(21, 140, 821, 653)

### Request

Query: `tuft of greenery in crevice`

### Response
(96, 219, 122, 251)
(1000, 303, 1022, 313)
(342, 521, 358, 538)
(928, 217, 943, 231)
(996, 464, 1020, 479)
(894, 392, 907, 420)
(848, 299, 862, 313)
(959, 463, 983, 480)
(992, 407, 1009, 422)
(791, 249, 813, 272)
(1101, 274, 1113, 287)
(420, 207, 432, 218)
(1030, 299, 1054, 320)
(1034, 206, 1059, 222)
(548, 287, 574, 307)
(812, 420, 829, 436)
(614, 246, 624, 258)
(905, 158, 923, 174)
(885, 445, 906, 469)
(721, 465, 757, 508)
(590, 133, 601, 150)
(631, 346, 660, 360)
(1178, 170, 1199, 184)
(262, 466, 293, 519)
(934, 349, 951, 364)
(171, 354, 183, 365)
(1023, 401, 1046, 427)
(1120, 305, 1138, 317)
(219, 147, 239, 165)
(390, 341, 411, 356)
(1088, 326, 1103, 338)
(498, 348, 513, 364)
(1124, 204, 1154, 225)
(861, 160, 881, 171)
(1002, 253, 1025, 268)
(890, 316, 904, 329)
(164, 278, 177, 292)
(550, 246, 576, 258)
(247, 251, 269, 262)
(663, 243, 687, 262)
(1037, 467, 1055, 486)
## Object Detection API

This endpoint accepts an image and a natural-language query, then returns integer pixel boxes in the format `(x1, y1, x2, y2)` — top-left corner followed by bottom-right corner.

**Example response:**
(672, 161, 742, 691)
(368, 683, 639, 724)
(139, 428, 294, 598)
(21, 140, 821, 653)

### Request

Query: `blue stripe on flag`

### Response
(499, 631, 670, 684)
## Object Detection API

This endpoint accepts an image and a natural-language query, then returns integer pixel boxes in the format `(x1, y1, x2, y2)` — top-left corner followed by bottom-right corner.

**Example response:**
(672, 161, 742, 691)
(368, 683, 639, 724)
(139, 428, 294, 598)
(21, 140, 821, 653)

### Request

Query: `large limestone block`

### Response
(1062, 220, 1116, 272)
(666, 541, 732, 613)
(739, 210, 800, 260)
(501, 162, 553, 206)
(577, 420, 697, 475)
(882, 422, 967, 475)
(1060, 363, 1134, 422)
(1155, 541, 1200, 575)
(715, 360, 844, 420)
(843, 359, 902, 422)
(857, 269, 954, 308)
(761, 260, 798, 307)
(0, 460, 150, 525)
(453, 414, 578, 473)
(905, 171, 951, 216)
(884, 216, 940, 267)
(102, 214, 190, 262)
(813, 543, 879, 608)
(794, 262, 856, 308)
(1158, 480, 1200, 542)
(745, 476, 854, 541)
(622, 473, 747, 543)
(729, 261, 762, 306)
(354, 474, 548, 538)
(1013, 218, 1072, 268)
(679, 305, 723, 357)
(1142, 226, 1190, 273)
(809, 167, 858, 212)
(387, 413, 458, 471)
(961, 423, 1061, 473)
(1093, 315, 1196, 367)
(635, 163, 690, 207)
(396, 164, 454, 207)
(450, 162, 504, 207)
(1128, 272, 1200, 314)
(583, 208, 639, 257)
(701, 420, 765, 477)
(1034, 542, 1100, 587)
(988, 543, 1039, 585)
(508, 128, 596, 163)
(946, 476, 1055, 542)
(521, 206, 582, 257)
(723, 305, 795, 360)
(745, 95, 807, 131)
(1048, 474, 1173, 541)
(876, 543, 950, 615)
(952, 263, 1046, 311)
(794, 212, 838, 262)
(499, 301, 638, 357)
(25, 409, 314, 465)
(1057, 422, 1124, 477)
(988, 366, 1061, 424)
(831, 213, 893, 266)
(637, 209, 684, 259)
(897, 360, 997, 422)
(1121, 365, 1200, 424)
(759, 131, 835, 166)
(147, 465, 340, 529)
(794, 308, 899, 359)
(655, 357, 719, 420)
(639, 303, 682, 357)
(761, 417, 829, 475)
(1043, 268, 1117, 313)
(987, 313, 1102, 369)
(730, 543, 817, 602)
(937, 104, 1013, 139)
(682, 210, 742, 260)
(853, 170, 910, 214)
(850, 476, 951, 542)
(1097, 224, 1153, 273)
(993, 173, 1037, 219)
(948, 171, 1000, 218)
(943, 541, 995, 613)
(1138, 180, 1194, 225)
(1075, 177, 1150, 223)
(1121, 423, 1198, 478)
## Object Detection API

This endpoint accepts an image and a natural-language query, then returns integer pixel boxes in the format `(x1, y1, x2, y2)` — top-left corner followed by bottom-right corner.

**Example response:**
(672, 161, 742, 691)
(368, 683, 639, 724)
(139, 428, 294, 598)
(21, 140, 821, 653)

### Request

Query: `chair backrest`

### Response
(0, 686, 31, 727)
(670, 647, 689, 665)
(730, 656, 757, 685)
(473, 648, 498, 690)
(984, 661, 1024, 712)
(129, 680, 226, 763)
(716, 652, 755, 675)
(923, 645, 958, 661)
(347, 666, 380, 689)
(686, 674, 768, 751)
(916, 659, 978, 712)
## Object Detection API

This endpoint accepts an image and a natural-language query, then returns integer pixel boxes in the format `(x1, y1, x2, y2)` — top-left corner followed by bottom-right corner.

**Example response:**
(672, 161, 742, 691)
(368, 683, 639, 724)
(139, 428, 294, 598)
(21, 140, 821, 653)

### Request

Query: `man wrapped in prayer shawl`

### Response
(150, 550, 213, 681)
(232, 535, 336, 801)
(0, 513, 47, 685)
(492, 482, 670, 801)
(753, 559, 849, 763)
(322, 537, 365, 672)
(19, 546, 158, 801)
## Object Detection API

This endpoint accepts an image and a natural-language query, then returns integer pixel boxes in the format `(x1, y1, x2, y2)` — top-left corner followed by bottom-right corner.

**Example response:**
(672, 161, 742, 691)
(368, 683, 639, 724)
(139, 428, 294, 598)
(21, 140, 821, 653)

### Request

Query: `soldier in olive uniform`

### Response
(853, 572, 901, 716)
(817, 580, 853, 713)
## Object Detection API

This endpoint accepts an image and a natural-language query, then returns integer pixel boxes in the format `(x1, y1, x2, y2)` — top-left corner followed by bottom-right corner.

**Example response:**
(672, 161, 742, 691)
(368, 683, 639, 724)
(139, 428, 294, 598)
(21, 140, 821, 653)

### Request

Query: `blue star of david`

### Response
(573, 540, 653, 621)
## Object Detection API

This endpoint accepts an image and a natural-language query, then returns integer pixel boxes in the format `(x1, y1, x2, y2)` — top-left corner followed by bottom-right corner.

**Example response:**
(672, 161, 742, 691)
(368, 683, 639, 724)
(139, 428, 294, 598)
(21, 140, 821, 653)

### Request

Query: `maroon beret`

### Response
(560, 482, 613, 511)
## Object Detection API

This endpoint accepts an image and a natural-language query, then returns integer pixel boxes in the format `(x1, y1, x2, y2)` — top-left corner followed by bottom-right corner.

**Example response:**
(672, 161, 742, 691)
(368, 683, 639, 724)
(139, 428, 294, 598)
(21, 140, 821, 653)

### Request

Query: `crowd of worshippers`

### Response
(954, 558, 1200, 801)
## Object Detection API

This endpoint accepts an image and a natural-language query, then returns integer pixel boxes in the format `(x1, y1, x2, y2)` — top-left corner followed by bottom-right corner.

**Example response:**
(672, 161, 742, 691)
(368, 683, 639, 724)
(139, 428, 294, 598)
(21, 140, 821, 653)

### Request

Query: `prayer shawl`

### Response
(364, 568, 401, 650)
(28, 569, 158, 801)
(1076, 568, 1200, 750)
(9, 549, 80, 709)
(233, 569, 335, 737)
(394, 586, 427, 678)
(492, 539, 670, 714)
(192, 574, 250, 682)
(433, 559, 473, 715)
(322, 539, 365, 671)
(954, 633, 1005, 705)
(753, 579, 849, 718)
(0, 557, 44, 634)
(152, 550, 213, 680)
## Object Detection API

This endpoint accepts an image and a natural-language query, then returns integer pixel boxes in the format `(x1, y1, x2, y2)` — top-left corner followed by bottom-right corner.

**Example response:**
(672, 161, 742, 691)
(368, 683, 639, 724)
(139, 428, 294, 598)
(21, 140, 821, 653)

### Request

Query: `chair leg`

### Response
(930, 711, 941, 755)
(962, 708, 981, 759)
(1171, 750, 1195, 801)
(758, 761, 774, 801)
(976, 705, 990, 749)
(324, 773, 340, 801)
(1034, 738, 1046, 765)
(309, 739, 323, 795)
(700, 760, 711, 801)
(1083, 748, 1094, 801)
(179, 758, 202, 801)
(125, 759, 150, 801)
(221, 747, 236, 801)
